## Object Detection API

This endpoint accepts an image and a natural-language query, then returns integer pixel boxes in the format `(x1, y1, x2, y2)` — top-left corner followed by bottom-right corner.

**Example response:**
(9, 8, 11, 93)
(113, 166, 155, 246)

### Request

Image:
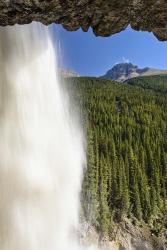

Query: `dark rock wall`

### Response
(0, 0, 167, 40)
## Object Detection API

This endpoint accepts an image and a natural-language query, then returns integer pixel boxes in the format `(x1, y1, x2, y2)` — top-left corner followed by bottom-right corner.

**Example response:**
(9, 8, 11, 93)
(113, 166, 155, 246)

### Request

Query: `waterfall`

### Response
(0, 23, 96, 250)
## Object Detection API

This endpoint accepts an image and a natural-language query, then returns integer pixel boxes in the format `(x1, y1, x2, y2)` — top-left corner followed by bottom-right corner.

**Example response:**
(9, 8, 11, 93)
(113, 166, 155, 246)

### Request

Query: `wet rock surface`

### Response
(0, 0, 167, 40)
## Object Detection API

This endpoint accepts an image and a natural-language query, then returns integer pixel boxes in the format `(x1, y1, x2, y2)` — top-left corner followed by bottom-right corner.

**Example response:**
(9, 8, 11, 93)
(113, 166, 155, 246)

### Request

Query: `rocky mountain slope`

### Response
(0, 1, 167, 40)
(58, 68, 79, 78)
(79, 219, 165, 250)
(101, 63, 167, 82)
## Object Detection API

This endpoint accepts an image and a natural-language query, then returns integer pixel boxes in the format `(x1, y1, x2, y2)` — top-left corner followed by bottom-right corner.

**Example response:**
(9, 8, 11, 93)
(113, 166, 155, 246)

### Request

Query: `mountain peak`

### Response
(101, 63, 167, 82)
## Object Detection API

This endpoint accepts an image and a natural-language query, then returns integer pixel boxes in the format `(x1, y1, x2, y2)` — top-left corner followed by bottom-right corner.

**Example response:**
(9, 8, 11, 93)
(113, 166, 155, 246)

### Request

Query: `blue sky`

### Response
(53, 25, 167, 77)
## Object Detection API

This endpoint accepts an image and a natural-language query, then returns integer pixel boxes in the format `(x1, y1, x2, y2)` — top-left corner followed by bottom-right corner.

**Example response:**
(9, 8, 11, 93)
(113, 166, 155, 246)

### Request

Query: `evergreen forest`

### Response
(64, 75, 167, 240)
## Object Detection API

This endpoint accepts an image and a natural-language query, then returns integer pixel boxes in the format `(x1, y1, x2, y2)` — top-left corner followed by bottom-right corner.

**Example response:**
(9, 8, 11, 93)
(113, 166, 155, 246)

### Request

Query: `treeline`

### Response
(65, 76, 167, 237)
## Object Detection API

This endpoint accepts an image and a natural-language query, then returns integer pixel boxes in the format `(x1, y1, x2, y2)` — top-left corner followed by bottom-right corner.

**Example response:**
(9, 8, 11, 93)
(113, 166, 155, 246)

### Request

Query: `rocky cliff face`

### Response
(0, 0, 167, 41)
(79, 219, 166, 250)
(101, 63, 167, 82)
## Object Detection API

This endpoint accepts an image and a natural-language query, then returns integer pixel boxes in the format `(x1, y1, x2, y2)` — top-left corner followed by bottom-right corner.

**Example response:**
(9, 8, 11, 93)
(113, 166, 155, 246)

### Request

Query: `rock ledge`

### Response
(1, 0, 167, 40)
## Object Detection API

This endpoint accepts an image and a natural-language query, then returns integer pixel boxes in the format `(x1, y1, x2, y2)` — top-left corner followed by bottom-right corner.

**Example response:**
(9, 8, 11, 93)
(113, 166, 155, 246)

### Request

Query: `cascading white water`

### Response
(0, 23, 97, 250)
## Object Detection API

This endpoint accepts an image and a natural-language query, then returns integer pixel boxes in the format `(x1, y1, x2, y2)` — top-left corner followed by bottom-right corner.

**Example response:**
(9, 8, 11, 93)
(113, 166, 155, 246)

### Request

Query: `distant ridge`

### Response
(101, 63, 167, 82)
(58, 68, 80, 78)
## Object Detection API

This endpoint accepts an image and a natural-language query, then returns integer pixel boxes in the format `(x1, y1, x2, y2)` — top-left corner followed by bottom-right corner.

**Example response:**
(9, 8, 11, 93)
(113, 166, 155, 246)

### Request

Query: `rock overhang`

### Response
(0, 0, 167, 41)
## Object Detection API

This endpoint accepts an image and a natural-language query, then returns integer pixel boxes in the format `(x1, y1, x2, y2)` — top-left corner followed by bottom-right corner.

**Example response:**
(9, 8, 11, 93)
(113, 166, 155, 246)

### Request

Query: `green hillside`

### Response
(64, 76, 167, 241)
(125, 75, 167, 93)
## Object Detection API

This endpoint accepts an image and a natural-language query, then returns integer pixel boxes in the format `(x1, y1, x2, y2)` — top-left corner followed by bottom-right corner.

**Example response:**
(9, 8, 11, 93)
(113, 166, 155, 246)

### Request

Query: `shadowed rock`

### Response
(0, 0, 167, 41)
